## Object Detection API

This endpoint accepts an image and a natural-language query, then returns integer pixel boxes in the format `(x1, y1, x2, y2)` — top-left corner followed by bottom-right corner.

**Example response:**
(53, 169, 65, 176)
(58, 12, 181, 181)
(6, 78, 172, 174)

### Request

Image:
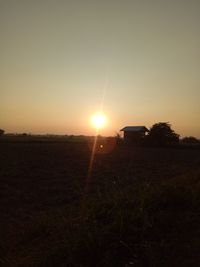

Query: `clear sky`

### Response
(1, 0, 200, 137)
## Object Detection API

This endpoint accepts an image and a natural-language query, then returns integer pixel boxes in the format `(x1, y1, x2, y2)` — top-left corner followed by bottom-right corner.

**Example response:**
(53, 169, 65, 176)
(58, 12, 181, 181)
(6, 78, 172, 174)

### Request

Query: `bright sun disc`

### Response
(91, 113, 107, 129)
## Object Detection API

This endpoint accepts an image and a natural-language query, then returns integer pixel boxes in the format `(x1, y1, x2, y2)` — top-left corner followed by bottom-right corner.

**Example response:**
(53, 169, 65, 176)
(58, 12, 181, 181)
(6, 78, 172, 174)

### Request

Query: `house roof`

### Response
(120, 126, 149, 132)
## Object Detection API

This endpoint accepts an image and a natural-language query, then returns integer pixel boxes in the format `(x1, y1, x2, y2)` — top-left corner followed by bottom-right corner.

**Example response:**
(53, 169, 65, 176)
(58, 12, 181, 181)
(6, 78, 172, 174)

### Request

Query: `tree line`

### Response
(118, 122, 199, 146)
(1, 124, 199, 146)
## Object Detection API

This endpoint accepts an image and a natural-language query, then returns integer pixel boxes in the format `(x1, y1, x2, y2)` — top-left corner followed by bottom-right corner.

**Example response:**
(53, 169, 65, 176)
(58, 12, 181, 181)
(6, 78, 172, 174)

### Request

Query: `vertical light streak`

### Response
(82, 128, 98, 217)
(85, 67, 110, 193)
(82, 68, 110, 217)
(85, 128, 99, 192)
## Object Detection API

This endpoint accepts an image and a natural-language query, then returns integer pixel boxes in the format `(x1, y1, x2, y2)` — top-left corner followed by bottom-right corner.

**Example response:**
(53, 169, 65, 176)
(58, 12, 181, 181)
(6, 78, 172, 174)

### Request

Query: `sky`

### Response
(0, 0, 200, 137)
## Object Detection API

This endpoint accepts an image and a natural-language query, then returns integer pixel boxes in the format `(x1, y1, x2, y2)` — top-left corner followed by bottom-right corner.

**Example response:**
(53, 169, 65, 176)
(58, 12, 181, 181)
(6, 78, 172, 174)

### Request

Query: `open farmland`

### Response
(1, 141, 200, 267)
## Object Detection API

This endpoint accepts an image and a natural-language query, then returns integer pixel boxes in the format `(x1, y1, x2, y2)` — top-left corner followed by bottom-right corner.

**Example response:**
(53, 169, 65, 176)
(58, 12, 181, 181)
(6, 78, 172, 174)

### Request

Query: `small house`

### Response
(120, 126, 149, 143)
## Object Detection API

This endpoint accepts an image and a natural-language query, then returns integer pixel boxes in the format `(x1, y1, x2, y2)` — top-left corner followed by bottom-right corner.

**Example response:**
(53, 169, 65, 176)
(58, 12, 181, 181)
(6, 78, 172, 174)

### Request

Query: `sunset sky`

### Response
(1, 0, 200, 137)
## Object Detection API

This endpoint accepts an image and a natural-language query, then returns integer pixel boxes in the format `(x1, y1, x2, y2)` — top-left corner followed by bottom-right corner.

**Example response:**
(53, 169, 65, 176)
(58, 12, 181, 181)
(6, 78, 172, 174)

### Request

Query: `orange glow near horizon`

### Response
(1, 1, 200, 138)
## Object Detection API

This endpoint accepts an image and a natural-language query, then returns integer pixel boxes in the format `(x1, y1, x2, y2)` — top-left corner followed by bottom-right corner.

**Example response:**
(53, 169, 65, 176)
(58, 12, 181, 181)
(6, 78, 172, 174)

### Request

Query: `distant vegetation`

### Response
(0, 128, 5, 136)
(1, 123, 199, 148)
(181, 136, 200, 144)
(0, 133, 89, 143)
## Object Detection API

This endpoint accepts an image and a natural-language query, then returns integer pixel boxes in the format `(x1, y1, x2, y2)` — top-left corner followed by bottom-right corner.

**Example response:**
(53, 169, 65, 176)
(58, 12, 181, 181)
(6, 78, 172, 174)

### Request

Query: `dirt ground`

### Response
(1, 142, 200, 266)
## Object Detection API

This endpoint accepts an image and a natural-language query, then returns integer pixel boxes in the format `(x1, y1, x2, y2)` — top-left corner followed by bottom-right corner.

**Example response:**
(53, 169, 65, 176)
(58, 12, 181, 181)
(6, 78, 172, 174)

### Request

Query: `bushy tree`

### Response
(147, 122, 179, 146)
(0, 129, 5, 136)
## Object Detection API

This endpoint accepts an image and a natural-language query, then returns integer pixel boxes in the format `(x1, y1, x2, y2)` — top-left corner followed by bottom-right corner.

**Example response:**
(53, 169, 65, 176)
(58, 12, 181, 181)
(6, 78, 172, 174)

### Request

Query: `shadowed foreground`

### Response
(1, 142, 200, 266)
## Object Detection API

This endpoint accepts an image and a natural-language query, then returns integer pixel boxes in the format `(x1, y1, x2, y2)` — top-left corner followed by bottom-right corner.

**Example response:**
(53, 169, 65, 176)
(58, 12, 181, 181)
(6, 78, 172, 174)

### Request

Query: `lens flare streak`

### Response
(85, 130, 98, 192)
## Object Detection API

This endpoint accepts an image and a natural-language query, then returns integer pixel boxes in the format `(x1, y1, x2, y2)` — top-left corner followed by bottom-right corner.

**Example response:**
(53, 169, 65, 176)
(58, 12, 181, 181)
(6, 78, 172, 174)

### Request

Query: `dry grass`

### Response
(0, 142, 200, 266)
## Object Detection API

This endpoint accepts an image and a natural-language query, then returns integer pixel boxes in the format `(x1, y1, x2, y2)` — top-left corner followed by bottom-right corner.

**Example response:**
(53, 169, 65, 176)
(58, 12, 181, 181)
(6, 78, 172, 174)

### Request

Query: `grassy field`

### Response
(1, 141, 200, 266)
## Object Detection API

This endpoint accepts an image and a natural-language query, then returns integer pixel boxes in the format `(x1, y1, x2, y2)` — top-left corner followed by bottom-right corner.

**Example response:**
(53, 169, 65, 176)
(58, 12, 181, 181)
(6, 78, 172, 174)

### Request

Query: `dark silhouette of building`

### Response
(120, 126, 149, 143)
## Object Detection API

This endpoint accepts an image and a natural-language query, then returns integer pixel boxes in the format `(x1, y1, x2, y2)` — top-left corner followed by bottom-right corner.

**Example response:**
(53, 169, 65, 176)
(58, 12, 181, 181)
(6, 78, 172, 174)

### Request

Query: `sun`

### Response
(91, 113, 107, 129)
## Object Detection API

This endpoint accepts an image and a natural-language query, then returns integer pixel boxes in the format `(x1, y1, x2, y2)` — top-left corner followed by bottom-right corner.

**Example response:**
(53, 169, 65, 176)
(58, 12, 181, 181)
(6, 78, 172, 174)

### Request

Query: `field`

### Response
(1, 141, 200, 267)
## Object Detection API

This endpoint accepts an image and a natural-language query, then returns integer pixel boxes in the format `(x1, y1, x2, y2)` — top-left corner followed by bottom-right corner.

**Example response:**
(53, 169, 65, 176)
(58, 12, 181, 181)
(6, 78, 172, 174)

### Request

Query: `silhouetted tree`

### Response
(0, 129, 5, 136)
(147, 122, 179, 146)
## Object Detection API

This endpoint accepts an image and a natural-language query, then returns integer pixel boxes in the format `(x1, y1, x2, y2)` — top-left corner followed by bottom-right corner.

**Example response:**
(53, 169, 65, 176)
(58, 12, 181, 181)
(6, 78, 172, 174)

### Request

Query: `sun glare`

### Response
(91, 113, 107, 129)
